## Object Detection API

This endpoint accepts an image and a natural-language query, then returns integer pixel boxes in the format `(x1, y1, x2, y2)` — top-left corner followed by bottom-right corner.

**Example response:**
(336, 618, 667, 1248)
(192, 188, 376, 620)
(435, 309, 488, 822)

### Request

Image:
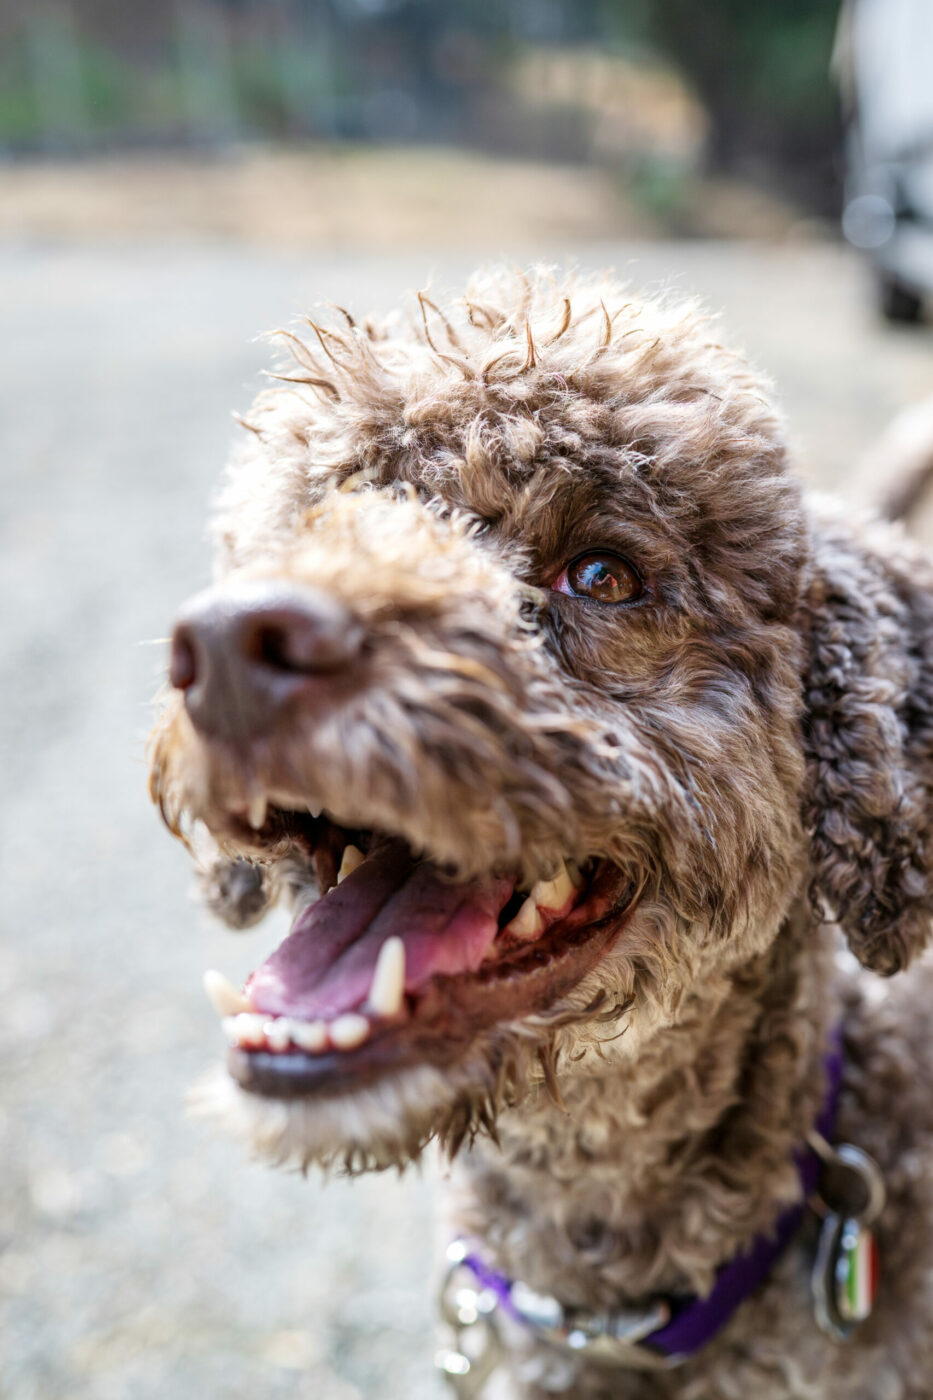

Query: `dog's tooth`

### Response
(221, 1015, 240, 1045)
(229, 1012, 267, 1048)
(290, 1019, 328, 1053)
(329, 1013, 370, 1050)
(337, 844, 365, 883)
(264, 1017, 292, 1052)
(565, 858, 585, 890)
(530, 860, 576, 913)
(203, 969, 251, 1017)
(247, 792, 267, 830)
(506, 894, 544, 940)
(368, 936, 406, 1018)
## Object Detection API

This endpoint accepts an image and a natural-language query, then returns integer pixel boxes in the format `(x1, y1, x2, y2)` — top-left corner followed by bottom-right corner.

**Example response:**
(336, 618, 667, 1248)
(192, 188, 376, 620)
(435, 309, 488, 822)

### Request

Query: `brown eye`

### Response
(554, 552, 643, 603)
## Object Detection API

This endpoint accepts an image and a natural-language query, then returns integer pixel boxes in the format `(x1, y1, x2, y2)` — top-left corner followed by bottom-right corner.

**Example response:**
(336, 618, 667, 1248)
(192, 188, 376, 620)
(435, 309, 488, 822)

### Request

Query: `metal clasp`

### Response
(435, 1240, 685, 1394)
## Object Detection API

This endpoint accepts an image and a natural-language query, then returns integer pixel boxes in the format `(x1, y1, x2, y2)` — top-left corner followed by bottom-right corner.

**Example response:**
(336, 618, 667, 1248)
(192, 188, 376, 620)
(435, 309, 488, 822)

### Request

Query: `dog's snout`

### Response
(169, 581, 362, 740)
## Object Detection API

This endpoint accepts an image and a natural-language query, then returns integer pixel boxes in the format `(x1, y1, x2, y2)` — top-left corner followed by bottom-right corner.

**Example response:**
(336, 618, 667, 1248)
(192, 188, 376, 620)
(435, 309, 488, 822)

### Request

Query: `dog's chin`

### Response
(190, 807, 636, 1170)
(189, 1057, 499, 1173)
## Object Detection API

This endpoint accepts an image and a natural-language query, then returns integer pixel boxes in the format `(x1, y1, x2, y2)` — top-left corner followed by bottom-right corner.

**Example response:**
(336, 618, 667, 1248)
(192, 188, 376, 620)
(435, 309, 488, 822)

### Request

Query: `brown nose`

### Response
(169, 581, 363, 740)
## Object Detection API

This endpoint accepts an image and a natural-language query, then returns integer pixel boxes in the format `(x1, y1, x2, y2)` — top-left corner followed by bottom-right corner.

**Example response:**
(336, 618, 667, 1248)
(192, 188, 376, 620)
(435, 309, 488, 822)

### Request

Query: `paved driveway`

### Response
(1, 238, 931, 1400)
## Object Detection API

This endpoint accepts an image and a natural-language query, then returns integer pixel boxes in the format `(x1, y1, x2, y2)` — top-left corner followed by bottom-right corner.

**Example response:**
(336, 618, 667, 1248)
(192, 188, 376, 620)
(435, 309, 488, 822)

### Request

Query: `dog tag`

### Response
(813, 1212, 879, 1339)
(833, 1217, 879, 1323)
(435, 1321, 504, 1400)
(810, 1141, 884, 1342)
(437, 1249, 507, 1398)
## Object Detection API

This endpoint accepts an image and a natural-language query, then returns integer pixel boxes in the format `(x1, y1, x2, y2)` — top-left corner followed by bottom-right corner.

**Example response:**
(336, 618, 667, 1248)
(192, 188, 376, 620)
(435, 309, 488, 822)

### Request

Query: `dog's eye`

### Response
(553, 552, 643, 604)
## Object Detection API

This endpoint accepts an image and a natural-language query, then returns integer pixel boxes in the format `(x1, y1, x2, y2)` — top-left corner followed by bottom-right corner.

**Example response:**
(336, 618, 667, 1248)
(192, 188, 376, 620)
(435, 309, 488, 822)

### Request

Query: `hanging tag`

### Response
(810, 1140, 884, 1342)
(833, 1217, 879, 1324)
(437, 1246, 507, 1397)
(435, 1317, 504, 1400)
(812, 1212, 880, 1340)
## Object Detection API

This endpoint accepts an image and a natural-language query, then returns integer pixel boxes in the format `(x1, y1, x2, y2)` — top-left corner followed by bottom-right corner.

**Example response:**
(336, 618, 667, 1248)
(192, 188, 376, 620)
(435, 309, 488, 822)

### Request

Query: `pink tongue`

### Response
(247, 840, 514, 1019)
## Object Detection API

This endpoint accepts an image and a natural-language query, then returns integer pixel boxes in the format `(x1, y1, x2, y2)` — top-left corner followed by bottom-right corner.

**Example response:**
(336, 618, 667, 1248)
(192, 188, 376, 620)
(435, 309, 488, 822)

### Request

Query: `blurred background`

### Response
(0, 0, 845, 244)
(3, 3, 933, 1398)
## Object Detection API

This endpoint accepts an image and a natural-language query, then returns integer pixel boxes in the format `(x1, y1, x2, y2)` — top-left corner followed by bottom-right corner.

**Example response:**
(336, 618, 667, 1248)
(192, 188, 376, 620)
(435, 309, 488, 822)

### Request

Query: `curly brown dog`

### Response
(149, 267, 933, 1398)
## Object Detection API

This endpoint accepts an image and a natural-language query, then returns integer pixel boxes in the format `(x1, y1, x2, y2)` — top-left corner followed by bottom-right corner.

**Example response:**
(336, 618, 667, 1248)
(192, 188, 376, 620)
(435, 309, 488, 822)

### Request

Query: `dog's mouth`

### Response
(208, 812, 633, 1100)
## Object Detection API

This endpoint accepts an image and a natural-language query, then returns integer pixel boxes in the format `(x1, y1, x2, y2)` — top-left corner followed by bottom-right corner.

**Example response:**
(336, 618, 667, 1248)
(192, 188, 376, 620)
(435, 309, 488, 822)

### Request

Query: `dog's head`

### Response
(149, 267, 933, 1169)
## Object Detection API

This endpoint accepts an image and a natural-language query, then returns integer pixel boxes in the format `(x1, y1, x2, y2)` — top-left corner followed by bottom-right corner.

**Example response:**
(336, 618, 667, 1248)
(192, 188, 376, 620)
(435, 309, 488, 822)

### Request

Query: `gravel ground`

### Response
(1, 237, 932, 1400)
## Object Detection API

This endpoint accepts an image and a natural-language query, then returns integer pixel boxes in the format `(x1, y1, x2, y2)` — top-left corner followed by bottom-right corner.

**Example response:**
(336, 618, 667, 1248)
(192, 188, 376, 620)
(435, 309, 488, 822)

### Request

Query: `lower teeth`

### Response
(222, 1011, 373, 1056)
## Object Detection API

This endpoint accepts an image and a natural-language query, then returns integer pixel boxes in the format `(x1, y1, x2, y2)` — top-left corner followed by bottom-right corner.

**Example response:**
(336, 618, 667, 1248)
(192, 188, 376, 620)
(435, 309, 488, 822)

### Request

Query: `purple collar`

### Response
(446, 1038, 844, 1369)
(647, 1036, 843, 1358)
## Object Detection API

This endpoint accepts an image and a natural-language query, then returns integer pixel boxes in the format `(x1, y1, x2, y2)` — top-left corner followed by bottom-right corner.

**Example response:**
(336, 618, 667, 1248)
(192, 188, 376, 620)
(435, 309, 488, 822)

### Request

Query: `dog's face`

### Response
(149, 269, 932, 1169)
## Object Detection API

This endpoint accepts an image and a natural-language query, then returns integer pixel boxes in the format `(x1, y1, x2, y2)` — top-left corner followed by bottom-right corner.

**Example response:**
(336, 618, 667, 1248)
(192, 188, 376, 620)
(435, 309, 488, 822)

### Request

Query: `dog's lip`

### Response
(226, 865, 633, 1100)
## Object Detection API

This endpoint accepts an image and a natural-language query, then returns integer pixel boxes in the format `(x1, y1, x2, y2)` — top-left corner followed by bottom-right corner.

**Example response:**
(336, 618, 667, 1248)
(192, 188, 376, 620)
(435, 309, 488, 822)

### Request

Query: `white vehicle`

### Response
(837, 0, 933, 321)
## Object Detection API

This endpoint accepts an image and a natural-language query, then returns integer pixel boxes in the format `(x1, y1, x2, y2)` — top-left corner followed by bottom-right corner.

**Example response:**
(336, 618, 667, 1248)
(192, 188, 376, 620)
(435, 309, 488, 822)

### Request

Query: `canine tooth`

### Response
(337, 844, 365, 883)
(290, 1019, 328, 1053)
(565, 859, 585, 890)
(506, 894, 544, 940)
(368, 936, 406, 1018)
(329, 1013, 370, 1050)
(307, 802, 323, 819)
(221, 1016, 240, 1044)
(229, 1012, 267, 1048)
(530, 860, 576, 913)
(264, 1017, 292, 1051)
(203, 969, 251, 1017)
(247, 792, 267, 830)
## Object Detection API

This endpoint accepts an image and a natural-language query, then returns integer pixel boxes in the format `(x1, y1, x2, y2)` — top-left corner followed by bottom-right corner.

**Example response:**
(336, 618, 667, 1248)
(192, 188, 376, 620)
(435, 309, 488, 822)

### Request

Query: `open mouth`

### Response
(205, 812, 633, 1099)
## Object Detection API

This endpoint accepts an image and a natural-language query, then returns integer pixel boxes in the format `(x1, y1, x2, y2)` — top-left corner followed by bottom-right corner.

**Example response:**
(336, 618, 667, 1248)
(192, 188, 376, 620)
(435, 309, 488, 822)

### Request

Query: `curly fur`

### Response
(149, 266, 933, 1397)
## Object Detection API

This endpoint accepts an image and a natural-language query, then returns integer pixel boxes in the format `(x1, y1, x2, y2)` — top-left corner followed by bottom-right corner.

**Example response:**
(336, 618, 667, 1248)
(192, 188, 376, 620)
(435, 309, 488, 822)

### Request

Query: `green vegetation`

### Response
(619, 0, 842, 209)
(0, 1, 843, 213)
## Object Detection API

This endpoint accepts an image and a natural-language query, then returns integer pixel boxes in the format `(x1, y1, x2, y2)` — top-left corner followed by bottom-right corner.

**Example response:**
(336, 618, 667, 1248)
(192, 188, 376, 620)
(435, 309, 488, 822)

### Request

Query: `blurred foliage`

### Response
(620, 0, 842, 208)
(0, 0, 843, 213)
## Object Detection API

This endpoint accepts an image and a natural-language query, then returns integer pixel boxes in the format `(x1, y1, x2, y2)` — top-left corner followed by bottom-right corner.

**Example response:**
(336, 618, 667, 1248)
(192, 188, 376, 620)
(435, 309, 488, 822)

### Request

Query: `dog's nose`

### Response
(169, 580, 363, 740)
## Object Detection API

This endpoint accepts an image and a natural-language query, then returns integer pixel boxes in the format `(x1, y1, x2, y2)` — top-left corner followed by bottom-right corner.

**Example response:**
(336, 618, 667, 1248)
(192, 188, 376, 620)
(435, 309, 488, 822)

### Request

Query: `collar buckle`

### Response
(437, 1240, 686, 1394)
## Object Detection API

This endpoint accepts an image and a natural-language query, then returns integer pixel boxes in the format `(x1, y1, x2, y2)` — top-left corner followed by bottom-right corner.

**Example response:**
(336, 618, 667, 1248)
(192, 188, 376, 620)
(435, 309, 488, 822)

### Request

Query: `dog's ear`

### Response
(801, 507, 933, 975)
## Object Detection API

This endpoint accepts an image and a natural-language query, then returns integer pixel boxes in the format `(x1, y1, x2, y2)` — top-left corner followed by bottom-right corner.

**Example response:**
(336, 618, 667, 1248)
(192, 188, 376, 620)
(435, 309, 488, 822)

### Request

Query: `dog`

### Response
(149, 266, 933, 1397)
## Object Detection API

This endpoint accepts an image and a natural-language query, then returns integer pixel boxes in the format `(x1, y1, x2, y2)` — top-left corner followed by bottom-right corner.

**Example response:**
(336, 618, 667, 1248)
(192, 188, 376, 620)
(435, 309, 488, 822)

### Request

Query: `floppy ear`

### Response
(801, 505, 933, 975)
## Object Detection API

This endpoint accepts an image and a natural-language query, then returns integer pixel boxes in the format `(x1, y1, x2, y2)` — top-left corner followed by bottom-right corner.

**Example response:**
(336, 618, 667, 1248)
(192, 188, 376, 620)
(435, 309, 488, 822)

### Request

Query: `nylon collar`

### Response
(440, 1036, 844, 1374)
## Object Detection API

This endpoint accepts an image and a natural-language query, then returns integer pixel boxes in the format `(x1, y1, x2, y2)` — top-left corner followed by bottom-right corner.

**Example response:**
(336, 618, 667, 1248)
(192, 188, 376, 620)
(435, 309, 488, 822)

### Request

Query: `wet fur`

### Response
(150, 267, 933, 1396)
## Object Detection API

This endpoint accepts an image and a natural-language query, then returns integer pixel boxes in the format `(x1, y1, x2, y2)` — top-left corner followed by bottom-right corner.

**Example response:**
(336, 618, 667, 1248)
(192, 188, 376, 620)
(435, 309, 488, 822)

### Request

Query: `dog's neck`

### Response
(448, 905, 837, 1309)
